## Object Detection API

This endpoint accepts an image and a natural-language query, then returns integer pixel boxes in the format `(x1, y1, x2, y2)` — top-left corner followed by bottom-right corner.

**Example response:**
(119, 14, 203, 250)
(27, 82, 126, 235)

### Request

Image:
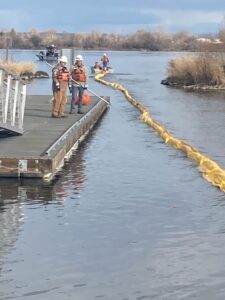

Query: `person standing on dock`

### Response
(70, 55, 88, 114)
(52, 55, 71, 118)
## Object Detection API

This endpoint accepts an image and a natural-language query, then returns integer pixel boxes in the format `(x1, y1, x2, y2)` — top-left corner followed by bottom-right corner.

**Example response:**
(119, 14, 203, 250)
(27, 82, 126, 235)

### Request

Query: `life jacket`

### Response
(101, 56, 109, 63)
(71, 65, 86, 82)
(56, 66, 70, 81)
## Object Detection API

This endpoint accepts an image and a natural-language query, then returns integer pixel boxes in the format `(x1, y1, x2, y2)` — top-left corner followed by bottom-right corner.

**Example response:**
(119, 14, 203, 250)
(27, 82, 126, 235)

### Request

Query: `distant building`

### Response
(196, 37, 223, 44)
(196, 37, 212, 43)
(213, 38, 223, 44)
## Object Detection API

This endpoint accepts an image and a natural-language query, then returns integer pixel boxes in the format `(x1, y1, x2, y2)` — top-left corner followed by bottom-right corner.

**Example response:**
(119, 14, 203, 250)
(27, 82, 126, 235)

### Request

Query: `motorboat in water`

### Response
(36, 45, 59, 62)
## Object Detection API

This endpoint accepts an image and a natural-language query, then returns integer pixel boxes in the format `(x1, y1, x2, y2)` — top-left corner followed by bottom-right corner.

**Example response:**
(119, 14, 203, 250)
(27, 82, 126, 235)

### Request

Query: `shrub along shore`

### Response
(0, 60, 49, 79)
(161, 53, 225, 90)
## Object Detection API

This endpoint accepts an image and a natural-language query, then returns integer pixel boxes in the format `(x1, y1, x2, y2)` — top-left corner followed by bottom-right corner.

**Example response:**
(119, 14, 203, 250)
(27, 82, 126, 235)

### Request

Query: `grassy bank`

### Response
(162, 53, 225, 89)
(0, 60, 36, 76)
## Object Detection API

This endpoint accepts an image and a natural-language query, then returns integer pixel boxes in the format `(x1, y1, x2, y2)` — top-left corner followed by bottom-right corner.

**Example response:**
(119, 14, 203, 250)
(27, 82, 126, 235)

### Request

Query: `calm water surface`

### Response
(1, 50, 225, 299)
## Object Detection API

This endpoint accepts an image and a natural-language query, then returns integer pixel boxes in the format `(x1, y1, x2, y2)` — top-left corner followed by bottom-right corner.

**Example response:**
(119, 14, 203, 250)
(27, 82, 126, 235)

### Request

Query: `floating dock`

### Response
(0, 94, 109, 181)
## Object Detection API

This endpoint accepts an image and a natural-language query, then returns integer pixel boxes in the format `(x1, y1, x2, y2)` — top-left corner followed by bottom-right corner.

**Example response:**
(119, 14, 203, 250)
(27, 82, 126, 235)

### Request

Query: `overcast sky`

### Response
(0, 0, 225, 34)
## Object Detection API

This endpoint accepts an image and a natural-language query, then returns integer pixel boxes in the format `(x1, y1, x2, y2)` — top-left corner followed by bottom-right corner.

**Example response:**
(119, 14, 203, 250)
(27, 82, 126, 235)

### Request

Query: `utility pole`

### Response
(5, 37, 12, 62)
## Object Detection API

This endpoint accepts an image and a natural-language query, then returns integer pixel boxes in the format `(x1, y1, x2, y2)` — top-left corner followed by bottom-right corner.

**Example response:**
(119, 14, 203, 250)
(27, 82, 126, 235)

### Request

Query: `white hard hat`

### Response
(75, 54, 83, 61)
(59, 55, 68, 63)
(103, 53, 107, 56)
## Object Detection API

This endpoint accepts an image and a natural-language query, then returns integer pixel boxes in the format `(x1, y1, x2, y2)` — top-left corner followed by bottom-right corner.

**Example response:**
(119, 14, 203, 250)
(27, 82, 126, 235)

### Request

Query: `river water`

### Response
(1, 50, 225, 299)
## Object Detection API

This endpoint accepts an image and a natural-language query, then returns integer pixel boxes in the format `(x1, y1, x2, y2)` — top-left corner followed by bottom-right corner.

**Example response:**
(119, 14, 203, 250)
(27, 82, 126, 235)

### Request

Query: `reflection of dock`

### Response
(0, 95, 109, 181)
(0, 179, 24, 259)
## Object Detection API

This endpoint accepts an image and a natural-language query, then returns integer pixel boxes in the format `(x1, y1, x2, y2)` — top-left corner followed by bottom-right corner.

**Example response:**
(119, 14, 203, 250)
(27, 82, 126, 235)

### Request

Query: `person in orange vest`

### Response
(94, 61, 102, 69)
(101, 53, 109, 70)
(51, 55, 71, 118)
(70, 54, 88, 114)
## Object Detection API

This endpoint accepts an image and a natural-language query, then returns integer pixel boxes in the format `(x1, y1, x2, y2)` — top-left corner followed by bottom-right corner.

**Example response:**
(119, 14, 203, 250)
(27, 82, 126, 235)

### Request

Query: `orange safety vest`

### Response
(57, 67, 70, 81)
(72, 66, 86, 82)
(101, 56, 109, 63)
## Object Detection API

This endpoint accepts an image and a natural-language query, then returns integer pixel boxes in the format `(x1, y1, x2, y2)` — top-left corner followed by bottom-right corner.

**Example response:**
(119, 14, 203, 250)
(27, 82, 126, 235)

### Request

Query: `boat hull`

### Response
(91, 66, 114, 74)
(36, 53, 59, 62)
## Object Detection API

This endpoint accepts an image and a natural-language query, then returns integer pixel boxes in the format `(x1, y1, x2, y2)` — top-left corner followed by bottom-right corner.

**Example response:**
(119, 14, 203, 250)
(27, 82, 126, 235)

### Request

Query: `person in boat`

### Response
(70, 54, 88, 114)
(47, 44, 56, 56)
(93, 61, 102, 69)
(101, 53, 109, 70)
(51, 55, 71, 118)
(38, 50, 45, 60)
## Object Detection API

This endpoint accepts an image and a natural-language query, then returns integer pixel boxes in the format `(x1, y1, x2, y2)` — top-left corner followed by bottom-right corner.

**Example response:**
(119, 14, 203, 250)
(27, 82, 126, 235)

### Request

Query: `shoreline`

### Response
(161, 78, 225, 91)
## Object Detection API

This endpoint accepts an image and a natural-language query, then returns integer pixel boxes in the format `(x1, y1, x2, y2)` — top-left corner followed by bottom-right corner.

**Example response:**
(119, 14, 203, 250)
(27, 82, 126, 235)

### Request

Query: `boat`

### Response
(91, 66, 114, 74)
(36, 45, 59, 62)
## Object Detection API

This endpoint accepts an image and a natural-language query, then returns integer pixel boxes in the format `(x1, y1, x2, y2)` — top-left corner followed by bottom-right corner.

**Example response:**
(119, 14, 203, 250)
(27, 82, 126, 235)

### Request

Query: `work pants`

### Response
(52, 81, 68, 117)
(71, 85, 84, 112)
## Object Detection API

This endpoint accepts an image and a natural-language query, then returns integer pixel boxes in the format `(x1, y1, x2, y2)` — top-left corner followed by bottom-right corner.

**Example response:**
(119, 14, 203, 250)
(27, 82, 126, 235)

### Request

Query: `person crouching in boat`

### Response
(70, 55, 88, 114)
(94, 61, 102, 69)
(52, 55, 71, 118)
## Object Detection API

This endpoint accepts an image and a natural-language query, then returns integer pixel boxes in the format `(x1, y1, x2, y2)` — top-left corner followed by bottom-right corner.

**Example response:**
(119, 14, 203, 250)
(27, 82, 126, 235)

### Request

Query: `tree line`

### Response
(0, 28, 224, 51)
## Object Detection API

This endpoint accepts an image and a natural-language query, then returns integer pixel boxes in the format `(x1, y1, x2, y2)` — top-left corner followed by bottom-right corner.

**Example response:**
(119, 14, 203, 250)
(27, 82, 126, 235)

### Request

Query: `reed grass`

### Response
(168, 53, 225, 86)
(0, 60, 36, 76)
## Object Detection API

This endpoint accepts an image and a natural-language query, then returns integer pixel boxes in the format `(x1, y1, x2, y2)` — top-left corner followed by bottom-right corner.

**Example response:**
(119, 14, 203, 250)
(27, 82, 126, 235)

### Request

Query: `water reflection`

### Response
(53, 149, 87, 203)
(0, 184, 24, 256)
(0, 148, 86, 265)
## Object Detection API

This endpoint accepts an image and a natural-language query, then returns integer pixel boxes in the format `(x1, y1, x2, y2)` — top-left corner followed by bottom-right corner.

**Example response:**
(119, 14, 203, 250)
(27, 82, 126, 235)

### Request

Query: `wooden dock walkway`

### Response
(0, 94, 109, 180)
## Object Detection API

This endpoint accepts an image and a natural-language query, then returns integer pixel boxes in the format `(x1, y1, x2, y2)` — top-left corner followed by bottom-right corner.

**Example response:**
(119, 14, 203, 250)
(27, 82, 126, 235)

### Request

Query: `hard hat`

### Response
(59, 55, 68, 63)
(75, 54, 83, 61)
(103, 53, 107, 56)
(51, 44, 55, 47)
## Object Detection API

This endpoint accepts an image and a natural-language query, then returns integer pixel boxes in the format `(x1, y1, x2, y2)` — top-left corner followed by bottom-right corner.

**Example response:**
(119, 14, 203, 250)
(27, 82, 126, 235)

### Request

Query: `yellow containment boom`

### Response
(95, 71, 225, 193)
